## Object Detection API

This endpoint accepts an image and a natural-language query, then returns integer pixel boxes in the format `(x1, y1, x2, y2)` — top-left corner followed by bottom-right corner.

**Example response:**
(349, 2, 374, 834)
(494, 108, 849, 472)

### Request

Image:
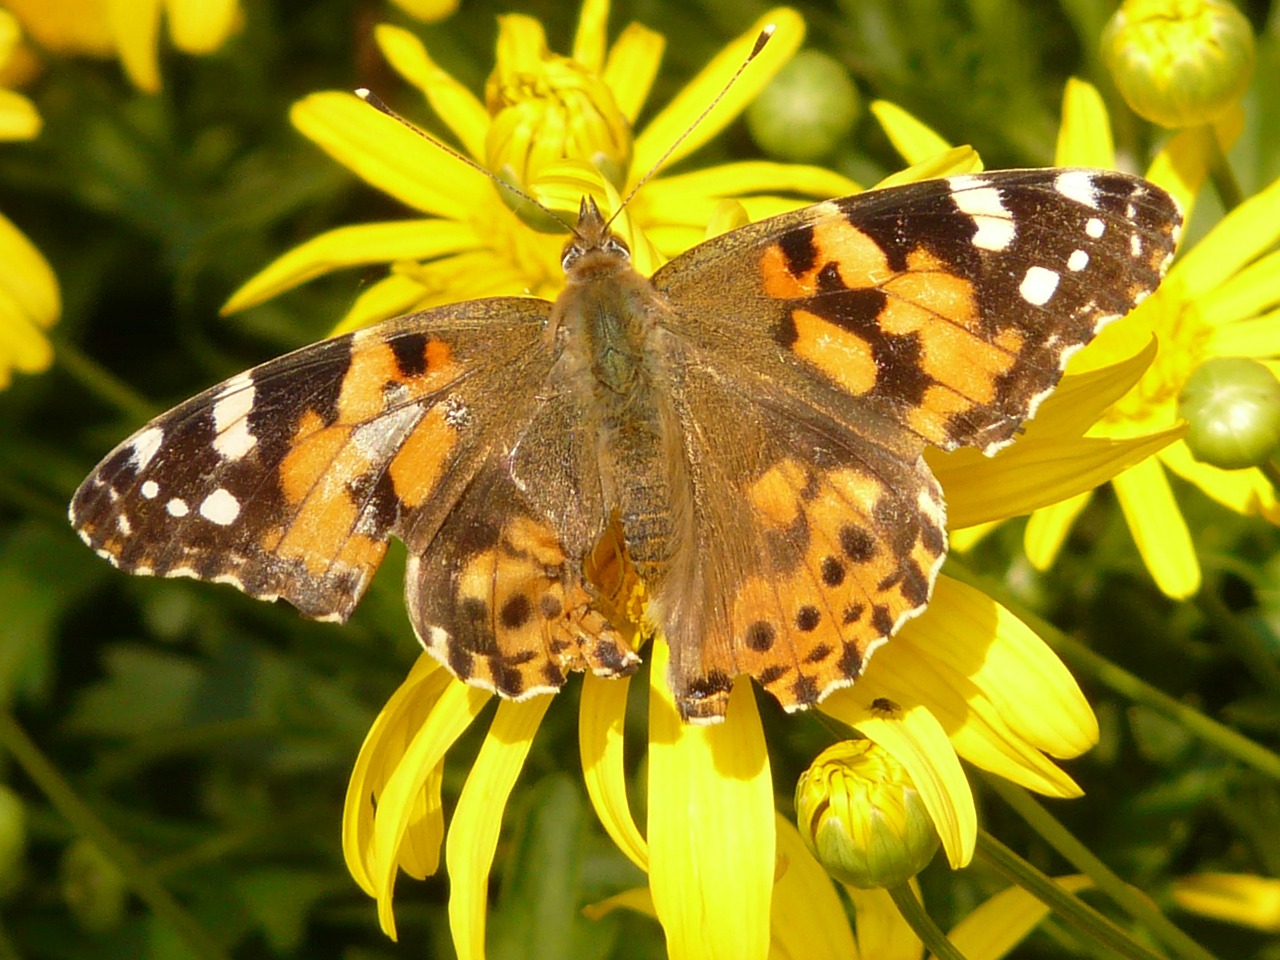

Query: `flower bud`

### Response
(61, 840, 127, 933)
(485, 14, 632, 229)
(1102, 0, 1255, 128)
(795, 739, 939, 889)
(747, 50, 860, 162)
(1178, 356, 1280, 469)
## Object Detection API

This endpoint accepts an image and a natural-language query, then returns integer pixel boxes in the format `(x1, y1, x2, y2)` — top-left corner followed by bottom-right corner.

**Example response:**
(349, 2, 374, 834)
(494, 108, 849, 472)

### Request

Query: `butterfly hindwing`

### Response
(71, 299, 560, 622)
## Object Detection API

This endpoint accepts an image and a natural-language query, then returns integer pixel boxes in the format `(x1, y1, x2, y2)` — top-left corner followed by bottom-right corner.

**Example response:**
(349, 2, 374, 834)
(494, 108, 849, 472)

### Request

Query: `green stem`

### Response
(887, 882, 969, 960)
(984, 776, 1221, 960)
(1200, 124, 1243, 213)
(55, 341, 156, 424)
(948, 566, 1280, 780)
(0, 713, 229, 960)
(977, 831, 1169, 960)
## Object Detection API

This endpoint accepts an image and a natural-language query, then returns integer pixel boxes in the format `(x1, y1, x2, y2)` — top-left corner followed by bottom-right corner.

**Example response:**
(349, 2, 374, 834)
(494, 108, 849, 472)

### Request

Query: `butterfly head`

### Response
(561, 195, 632, 282)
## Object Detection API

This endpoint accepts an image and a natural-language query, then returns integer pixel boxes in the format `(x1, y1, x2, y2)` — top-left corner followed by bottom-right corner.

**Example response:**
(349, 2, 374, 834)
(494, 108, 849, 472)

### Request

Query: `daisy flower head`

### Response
(1, 0, 242, 93)
(0, 7, 59, 391)
(221, 0, 858, 334)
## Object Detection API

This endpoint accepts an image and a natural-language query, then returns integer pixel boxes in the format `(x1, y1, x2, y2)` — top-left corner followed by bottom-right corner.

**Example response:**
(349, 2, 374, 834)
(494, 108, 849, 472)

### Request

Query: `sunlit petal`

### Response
(649, 642, 773, 960)
(632, 9, 802, 176)
(1024, 491, 1092, 571)
(0, 89, 39, 140)
(1175, 174, 1280, 303)
(1055, 78, 1114, 168)
(1198, 250, 1280, 329)
(1112, 456, 1201, 598)
(772, 815, 858, 960)
(870, 100, 952, 165)
(107, 0, 161, 92)
(446, 696, 552, 960)
(949, 876, 1091, 959)
(165, 0, 240, 53)
(1159, 439, 1280, 520)
(579, 672, 647, 871)
(602, 22, 665, 123)
(846, 885, 923, 960)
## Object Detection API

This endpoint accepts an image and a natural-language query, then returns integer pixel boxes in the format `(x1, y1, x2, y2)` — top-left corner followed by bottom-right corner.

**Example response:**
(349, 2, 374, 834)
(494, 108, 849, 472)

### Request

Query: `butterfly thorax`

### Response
(550, 198, 693, 594)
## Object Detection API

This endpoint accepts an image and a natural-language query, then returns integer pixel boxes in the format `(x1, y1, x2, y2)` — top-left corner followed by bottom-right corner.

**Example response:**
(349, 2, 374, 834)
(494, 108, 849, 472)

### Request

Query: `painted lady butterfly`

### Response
(71, 169, 1181, 722)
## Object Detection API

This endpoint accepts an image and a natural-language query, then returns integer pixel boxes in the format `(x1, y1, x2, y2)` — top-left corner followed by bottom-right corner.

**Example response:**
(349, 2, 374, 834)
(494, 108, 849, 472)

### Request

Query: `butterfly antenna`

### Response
(606, 24, 775, 229)
(355, 88, 574, 233)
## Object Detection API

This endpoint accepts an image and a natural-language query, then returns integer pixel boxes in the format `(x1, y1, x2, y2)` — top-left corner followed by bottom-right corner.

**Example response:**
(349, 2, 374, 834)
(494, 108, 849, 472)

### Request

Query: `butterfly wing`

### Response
(651, 168, 1181, 719)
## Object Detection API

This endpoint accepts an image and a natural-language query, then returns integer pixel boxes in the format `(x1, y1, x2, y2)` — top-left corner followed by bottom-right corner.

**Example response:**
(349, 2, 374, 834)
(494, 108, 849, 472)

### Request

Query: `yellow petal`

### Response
(948, 876, 1092, 959)
(387, 0, 459, 23)
(632, 8, 803, 177)
(1145, 108, 1241, 223)
(446, 696, 552, 960)
(845, 885, 923, 960)
(221, 219, 481, 314)
(579, 672, 647, 871)
(1025, 339, 1157, 440)
(0, 208, 59, 329)
(108, 0, 162, 92)
(571, 0, 609, 72)
(373, 25, 488, 162)
(372, 680, 490, 939)
(1024, 491, 1092, 571)
(1112, 455, 1201, 598)
(648, 641, 774, 960)
(934, 426, 1185, 530)
(870, 100, 952, 165)
(1173, 873, 1280, 933)
(772, 814, 858, 960)
(583, 885, 656, 920)
(0, 89, 40, 140)
(1159, 438, 1280, 520)
(1054, 78, 1114, 168)
(342, 656, 448, 894)
(947, 519, 998, 553)
(873, 145, 983, 188)
(1175, 173, 1280, 304)
(602, 22, 665, 124)
(1199, 249, 1280, 329)
(330, 272, 435, 336)
(901, 578, 1097, 759)
(822, 694, 976, 869)
(1207, 305, 1280, 354)
(164, 0, 240, 53)
(291, 91, 487, 220)
(643, 160, 858, 204)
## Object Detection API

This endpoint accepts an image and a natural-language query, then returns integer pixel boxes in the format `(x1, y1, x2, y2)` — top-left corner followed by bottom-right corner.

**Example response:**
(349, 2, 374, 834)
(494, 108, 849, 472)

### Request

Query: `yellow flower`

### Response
(1023, 78, 1279, 600)
(221, 0, 855, 334)
(1, 0, 242, 93)
(0, 8, 58, 390)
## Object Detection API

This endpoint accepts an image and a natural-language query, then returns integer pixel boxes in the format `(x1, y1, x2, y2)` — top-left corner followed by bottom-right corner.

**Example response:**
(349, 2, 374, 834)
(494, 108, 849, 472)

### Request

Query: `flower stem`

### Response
(1200, 124, 1242, 212)
(977, 831, 1174, 960)
(951, 565, 1280, 780)
(0, 712, 230, 960)
(983, 775, 1222, 960)
(886, 882, 970, 960)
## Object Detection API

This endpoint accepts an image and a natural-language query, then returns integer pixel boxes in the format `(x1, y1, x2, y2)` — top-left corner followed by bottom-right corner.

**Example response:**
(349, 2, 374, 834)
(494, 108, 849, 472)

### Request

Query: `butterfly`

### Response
(71, 168, 1181, 723)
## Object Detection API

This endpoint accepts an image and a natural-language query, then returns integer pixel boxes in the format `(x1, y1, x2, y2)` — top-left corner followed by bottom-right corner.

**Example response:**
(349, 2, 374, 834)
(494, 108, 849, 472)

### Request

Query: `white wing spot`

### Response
(1130, 233, 1143, 258)
(1055, 170, 1099, 208)
(1019, 266, 1060, 306)
(211, 381, 258, 460)
(1085, 217, 1105, 239)
(116, 514, 132, 536)
(167, 498, 190, 517)
(141, 480, 160, 499)
(128, 427, 165, 471)
(199, 489, 241, 526)
(1067, 249, 1090, 272)
(948, 178, 1016, 252)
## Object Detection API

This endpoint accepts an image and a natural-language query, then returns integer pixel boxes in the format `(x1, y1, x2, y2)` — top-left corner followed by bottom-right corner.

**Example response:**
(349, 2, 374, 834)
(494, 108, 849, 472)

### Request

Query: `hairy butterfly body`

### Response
(72, 168, 1181, 722)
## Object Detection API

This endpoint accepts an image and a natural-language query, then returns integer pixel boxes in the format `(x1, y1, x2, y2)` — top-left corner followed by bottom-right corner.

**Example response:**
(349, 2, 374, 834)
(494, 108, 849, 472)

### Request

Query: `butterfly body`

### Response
(71, 169, 1182, 723)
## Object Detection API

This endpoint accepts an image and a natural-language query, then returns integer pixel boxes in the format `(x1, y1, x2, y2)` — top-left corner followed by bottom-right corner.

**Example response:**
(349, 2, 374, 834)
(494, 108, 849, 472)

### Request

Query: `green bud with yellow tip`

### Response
(1179, 356, 1280, 469)
(795, 739, 939, 889)
(1102, 0, 1254, 128)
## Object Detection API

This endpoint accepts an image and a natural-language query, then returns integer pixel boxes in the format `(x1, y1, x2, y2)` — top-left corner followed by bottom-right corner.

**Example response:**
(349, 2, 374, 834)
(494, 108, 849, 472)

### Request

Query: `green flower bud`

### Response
(1102, 0, 1255, 128)
(0, 785, 26, 899)
(795, 739, 939, 889)
(60, 840, 127, 933)
(747, 50, 860, 162)
(1178, 357, 1280, 469)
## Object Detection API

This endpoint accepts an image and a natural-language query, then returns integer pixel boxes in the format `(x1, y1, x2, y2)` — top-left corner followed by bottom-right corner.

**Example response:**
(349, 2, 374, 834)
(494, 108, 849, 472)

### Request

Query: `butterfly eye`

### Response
(561, 239, 585, 271)
(605, 234, 631, 259)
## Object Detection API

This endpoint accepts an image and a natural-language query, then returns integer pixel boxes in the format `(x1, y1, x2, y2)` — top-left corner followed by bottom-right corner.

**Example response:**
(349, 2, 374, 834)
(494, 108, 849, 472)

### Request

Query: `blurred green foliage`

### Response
(1, 0, 1279, 957)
